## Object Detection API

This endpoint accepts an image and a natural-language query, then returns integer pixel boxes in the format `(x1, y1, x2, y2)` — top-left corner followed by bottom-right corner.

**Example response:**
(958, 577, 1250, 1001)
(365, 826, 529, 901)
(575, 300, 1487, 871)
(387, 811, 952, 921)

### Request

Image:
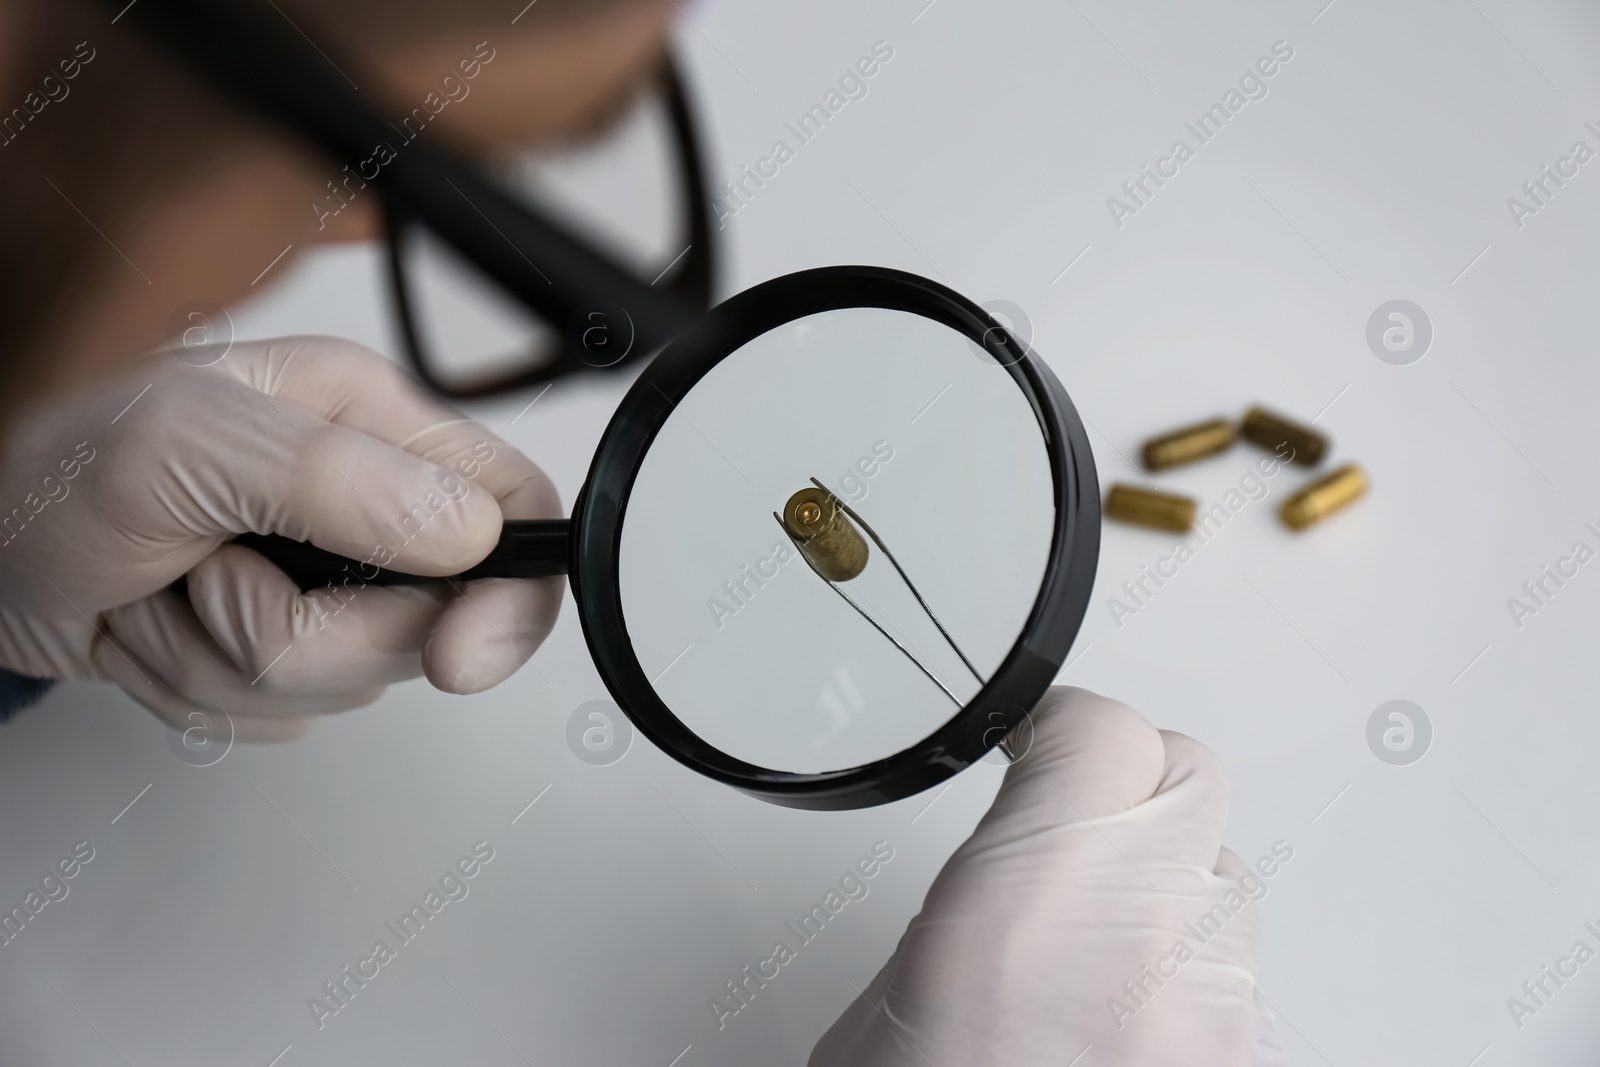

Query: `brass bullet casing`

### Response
(1280, 465, 1367, 530)
(782, 487, 869, 581)
(1141, 417, 1236, 471)
(1105, 485, 1196, 533)
(1241, 406, 1326, 466)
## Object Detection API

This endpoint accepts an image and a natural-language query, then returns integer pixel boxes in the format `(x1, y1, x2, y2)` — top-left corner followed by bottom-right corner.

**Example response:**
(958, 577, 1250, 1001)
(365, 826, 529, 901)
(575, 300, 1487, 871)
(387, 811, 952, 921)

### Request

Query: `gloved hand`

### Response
(810, 686, 1290, 1067)
(0, 336, 561, 740)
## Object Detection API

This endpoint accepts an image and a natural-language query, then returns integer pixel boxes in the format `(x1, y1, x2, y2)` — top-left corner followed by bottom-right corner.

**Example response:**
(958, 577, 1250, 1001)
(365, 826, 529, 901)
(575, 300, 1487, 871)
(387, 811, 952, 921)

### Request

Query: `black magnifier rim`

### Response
(572, 265, 1099, 810)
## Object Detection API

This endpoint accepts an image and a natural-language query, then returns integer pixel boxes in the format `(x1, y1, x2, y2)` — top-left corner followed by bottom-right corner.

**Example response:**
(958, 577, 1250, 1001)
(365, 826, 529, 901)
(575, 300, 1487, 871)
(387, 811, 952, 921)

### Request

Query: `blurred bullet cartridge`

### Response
(1280, 465, 1367, 530)
(1242, 406, 1326, 466)
(1105, 485, 1196, 533)
(1141, 417, 1236, 471)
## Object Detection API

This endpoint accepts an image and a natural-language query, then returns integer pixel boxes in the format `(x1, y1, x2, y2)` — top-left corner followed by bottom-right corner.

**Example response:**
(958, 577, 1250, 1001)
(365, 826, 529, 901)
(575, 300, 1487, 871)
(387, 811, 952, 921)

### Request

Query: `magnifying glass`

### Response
(238, 266, 1099, 809)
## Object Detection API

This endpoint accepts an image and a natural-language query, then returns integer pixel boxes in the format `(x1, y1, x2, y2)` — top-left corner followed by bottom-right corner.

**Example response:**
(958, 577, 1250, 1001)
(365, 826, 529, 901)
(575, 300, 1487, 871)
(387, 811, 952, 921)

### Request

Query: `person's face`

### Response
(54, 0, 676, 392)
(329, 3, 680, 239)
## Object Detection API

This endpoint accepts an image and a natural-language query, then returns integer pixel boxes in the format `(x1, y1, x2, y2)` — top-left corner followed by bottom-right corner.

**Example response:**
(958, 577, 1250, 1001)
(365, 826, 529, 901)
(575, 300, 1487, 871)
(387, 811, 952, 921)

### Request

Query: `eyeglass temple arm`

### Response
(209, 521, 571, 591)
(112, 0, 698, 351)
(658, 56, 716, 306)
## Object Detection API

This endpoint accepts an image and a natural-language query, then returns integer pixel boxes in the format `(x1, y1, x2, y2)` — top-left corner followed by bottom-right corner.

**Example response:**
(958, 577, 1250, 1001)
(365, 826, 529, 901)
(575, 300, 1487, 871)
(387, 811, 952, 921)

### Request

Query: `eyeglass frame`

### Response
(111, 0, 714, 399)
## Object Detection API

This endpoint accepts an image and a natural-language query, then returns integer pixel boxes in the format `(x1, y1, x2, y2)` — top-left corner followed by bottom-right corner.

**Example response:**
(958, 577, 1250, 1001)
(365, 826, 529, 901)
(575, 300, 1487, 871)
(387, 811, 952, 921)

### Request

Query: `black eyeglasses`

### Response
(113, 0, 714, 399)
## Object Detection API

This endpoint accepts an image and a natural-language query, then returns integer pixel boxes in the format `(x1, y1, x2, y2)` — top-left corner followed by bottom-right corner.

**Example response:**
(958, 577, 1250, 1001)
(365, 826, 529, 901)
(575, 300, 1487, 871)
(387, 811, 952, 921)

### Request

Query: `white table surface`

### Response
(4, 0, 1600, 1063)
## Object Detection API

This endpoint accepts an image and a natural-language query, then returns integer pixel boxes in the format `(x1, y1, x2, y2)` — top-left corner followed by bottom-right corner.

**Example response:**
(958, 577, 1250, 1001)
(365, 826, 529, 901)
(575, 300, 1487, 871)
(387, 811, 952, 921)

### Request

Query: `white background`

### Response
(4, 0, 1600, 1064)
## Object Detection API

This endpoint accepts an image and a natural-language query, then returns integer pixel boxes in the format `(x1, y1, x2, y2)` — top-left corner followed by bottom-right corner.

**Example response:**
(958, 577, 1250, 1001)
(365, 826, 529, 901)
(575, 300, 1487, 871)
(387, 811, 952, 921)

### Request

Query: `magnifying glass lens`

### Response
(618, 307, 1056, 773)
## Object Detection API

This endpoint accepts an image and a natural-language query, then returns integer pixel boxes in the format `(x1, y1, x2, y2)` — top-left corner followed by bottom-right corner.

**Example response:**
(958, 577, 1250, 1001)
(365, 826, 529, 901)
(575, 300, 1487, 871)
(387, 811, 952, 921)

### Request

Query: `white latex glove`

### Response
(811, 687, 1291, 1067)
(0, 336, 561, 740)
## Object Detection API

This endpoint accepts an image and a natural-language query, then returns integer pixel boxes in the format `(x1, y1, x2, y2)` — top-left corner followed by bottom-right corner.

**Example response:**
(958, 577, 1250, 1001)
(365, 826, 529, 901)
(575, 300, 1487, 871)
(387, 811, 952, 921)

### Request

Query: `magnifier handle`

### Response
(227, 519, 570, 591)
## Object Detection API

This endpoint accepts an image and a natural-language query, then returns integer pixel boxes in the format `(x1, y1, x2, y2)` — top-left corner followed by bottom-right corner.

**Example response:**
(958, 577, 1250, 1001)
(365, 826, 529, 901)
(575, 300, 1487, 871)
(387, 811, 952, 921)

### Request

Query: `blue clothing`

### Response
(0, 667, 53, 722)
